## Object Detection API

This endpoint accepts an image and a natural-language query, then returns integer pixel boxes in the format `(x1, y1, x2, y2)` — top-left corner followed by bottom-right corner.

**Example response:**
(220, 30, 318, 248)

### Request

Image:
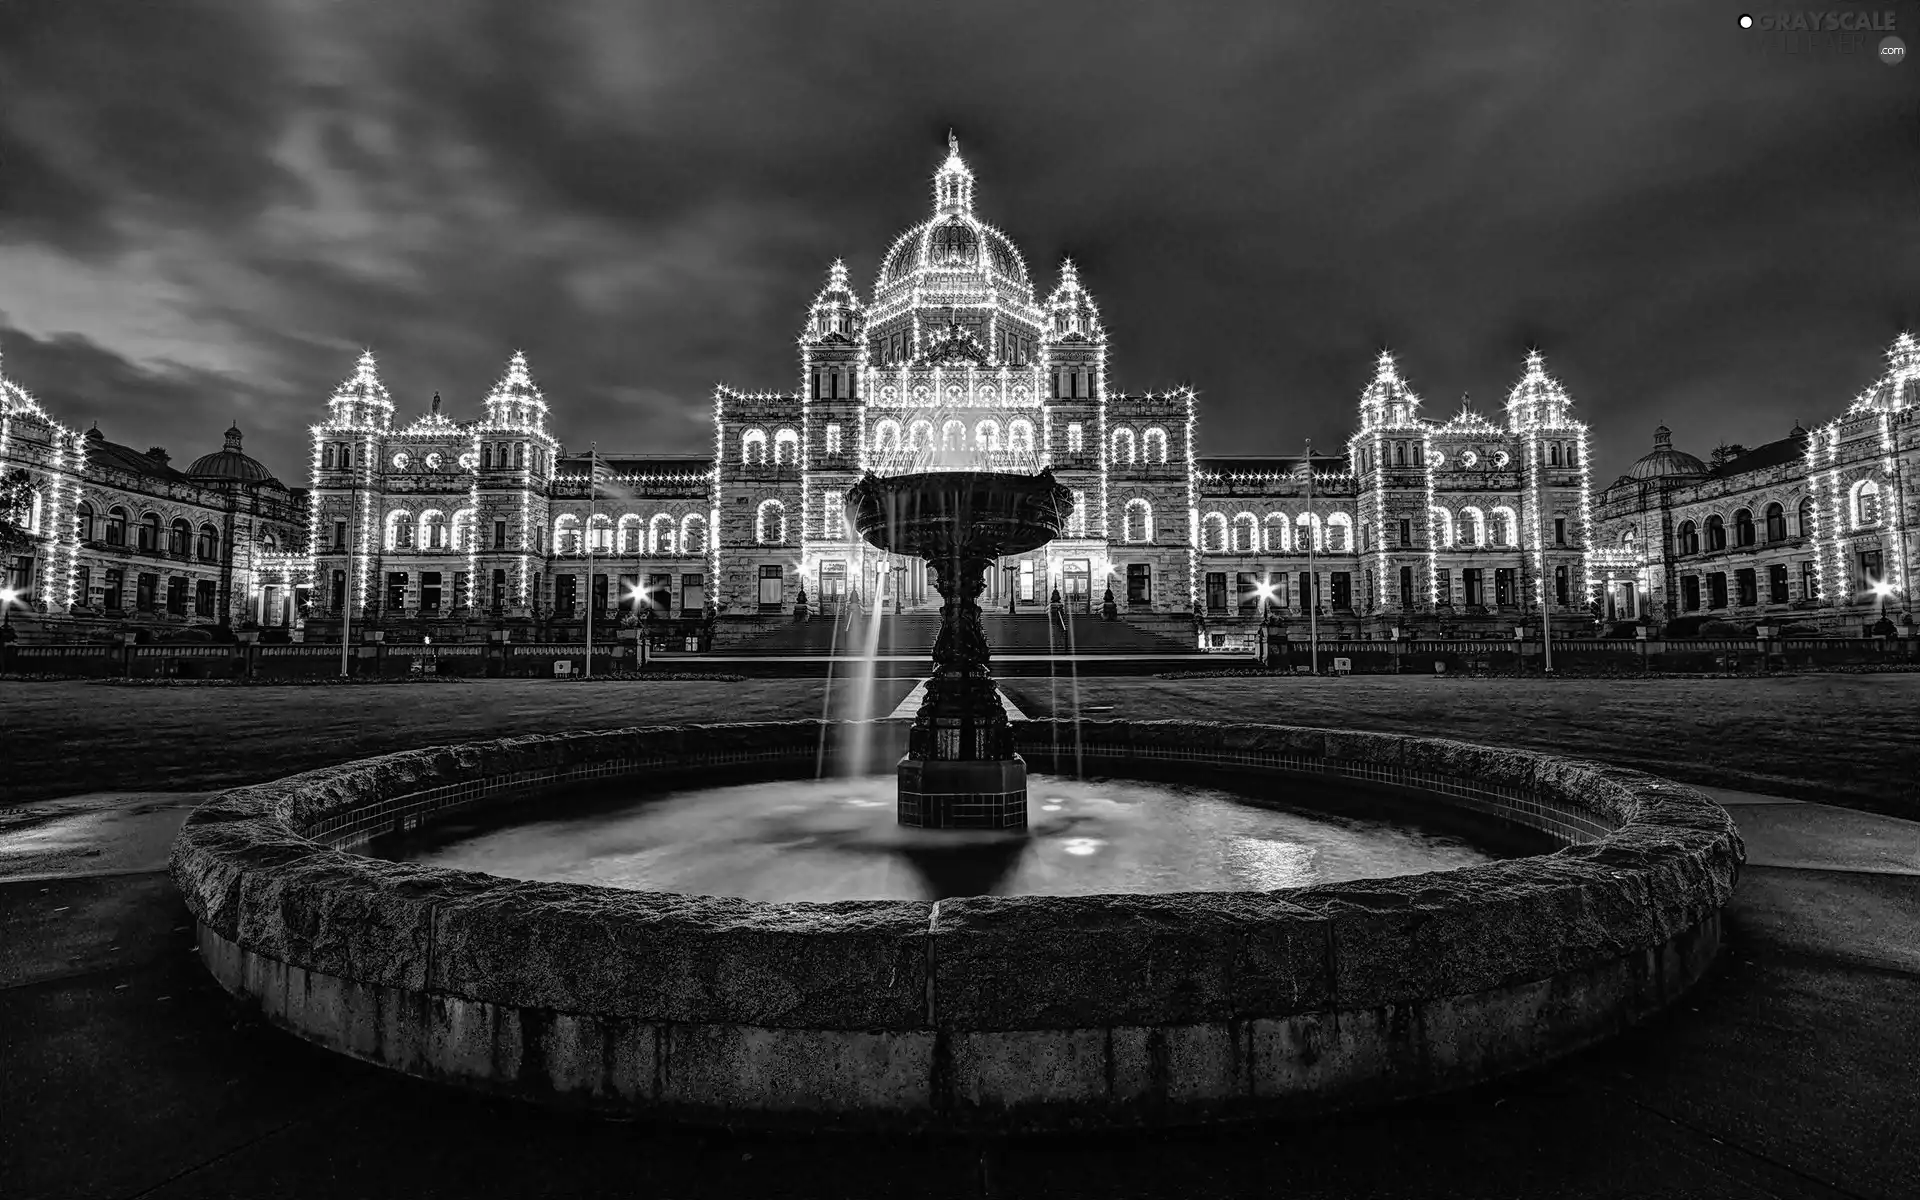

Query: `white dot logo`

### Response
(1739, 14, 1753, 29)
(1882, 36, 1907, 65)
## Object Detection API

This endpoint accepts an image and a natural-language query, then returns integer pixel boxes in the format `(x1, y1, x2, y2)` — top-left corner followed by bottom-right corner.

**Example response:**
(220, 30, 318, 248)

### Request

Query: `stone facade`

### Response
(1593, 333, 1920, 634)
(0, 355, 308, 637)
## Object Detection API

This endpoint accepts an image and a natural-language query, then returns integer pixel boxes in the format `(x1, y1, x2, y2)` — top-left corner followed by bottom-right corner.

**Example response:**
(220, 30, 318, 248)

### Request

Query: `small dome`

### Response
(187, 424, 279, 485)
(1624, 425, 1707, 481)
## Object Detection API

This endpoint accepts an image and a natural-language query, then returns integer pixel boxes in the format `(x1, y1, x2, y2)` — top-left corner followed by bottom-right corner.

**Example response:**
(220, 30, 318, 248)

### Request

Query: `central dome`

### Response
(870, 135, 1038, 325)
(1624, 425, 1707, 482)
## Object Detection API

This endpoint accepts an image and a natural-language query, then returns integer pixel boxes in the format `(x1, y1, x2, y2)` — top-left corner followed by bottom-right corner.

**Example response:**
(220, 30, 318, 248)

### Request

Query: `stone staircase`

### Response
(709, 611, 1198, 657)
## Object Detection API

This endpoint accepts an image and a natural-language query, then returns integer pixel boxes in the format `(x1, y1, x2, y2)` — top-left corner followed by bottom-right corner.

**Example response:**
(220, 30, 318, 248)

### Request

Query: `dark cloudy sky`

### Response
(1, 0, 1915, 484)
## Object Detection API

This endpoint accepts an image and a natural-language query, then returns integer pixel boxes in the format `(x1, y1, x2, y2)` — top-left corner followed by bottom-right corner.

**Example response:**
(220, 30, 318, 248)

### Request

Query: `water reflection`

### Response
(380, 775, 1501, 903)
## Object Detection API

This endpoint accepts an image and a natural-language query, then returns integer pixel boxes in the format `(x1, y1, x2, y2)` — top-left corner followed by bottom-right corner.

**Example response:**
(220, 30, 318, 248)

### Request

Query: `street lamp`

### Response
(0, 586, 16, 635)
(1872, 579, 1894, 634)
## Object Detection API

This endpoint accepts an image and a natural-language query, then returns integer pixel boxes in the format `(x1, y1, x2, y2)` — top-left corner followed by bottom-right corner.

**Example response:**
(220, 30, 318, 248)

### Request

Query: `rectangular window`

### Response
(1768, 564, 1788, 604)
(824, 424, 842, 455)
(387, 572, 408, 612)
(330, 569, 346, 612)
(1069, 491, 1087, 537)
(616, 573, 639, 616)
(421, 571, 443, 613)
(680, 572, 705, 615)
(166, 576, 188, 616)
(334, 520, 348, 550)
(1205, 571, 1228, 612)
(1066, 423, 1084, 454)
(1708, 572, 1727, 609)
(194, 579, 215, 617)
(1399, 564, 1414, 608)
(1735, 568, 1757, 607)
(645, 572, 671, 611)
(758, 564, 783, 609)
(1494, 568, 1516, 607)
(555, 573, 577, 616)
(1463, 568, 1483, 607)
(1399, 518, 1412, 547)
(6, 555, 31, 600)
(1300, 571, 1319, 612)
(1435, 568, 1451, 607)
(1126, 563, 1150, 605)
(1799, 561, 1815, 602)
(1554, 517, 1566, 546)
(494, 520, 507, 550)
(1020, 559, 1036, 603)
(491, 568, 507, 610)
(1237, 572, 1260, 614)
(105, 568, 125, 611)
(1682, 574, 1701, 612)
(1858, 550, 1884, 595)
(591, 572, 608, 616)
(1555, 565, 1569, 607)
(453, 571, 469, 609)
(75, 565, 91, 607)
(514, 444, 525, 469)
(1330, 572, 1352, 611)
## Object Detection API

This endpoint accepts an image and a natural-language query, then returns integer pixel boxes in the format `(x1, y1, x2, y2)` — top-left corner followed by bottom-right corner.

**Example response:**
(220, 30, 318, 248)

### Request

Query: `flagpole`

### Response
(1306, 438, 1319, 675)
(585, 443, 596, 679)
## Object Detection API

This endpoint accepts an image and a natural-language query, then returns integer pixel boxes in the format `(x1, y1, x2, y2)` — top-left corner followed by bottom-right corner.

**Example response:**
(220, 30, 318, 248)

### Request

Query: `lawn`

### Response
(7, 673, 1917, 816)
(0, 677, 921, 804)
(998, 673, 1920, 816)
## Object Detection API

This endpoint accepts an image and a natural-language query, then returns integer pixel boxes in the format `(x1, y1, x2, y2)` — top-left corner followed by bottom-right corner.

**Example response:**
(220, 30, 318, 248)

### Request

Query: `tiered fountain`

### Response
(845, 467, 1073, 829)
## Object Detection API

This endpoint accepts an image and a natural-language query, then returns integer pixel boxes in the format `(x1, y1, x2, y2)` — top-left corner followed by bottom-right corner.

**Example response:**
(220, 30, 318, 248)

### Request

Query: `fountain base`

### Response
(897, 755, 1029, 830)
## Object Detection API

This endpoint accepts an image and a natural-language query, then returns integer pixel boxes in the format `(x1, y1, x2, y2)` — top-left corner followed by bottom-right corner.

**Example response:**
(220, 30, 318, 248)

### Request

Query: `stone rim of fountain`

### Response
(170, 719, 1744, 1131)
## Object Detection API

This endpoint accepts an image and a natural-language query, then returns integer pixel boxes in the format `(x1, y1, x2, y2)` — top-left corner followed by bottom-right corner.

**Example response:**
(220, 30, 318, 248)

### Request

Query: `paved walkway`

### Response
(2, 783, 1916, 1199)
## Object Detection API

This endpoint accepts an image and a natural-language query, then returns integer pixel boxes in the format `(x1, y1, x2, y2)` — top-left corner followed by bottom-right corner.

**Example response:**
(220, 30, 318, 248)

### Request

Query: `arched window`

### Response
(681, 513, 708, 554)
(138, 512, 162, 551)
(873, 419, 902, 455)
(648, 513, 675, 554)
(106, 506, 129, 547)
(482, 445, 494, 470)
(323, 445, 336, 469)
(1325, 513, 1353, 552)
(75, 501, 96, 542)
(260, 530, 278, 552)
(1458, 507, 1483, 548)
(974, 419, 1000, 452)
(1296, 512, 1323, 552)
(1393, 443, 1405, 466)
(1705, 514, 1726, 551)
(1008, 419, 1034, 455)
(908, 420, 935, 451)
(513, 443, 525, 470)
(1623, 526, 1636, 551)
(196, 523, 220, 562)
(1796, 496, 1815, 538)
(1231, 512, 1257, 553)
(1142, 427, 1169, 464)
(452, 509, 477, 552)
(1677, 519, 1699, 555)
(941, 420, 966, 451)
(1264, 512, 1290, 552)
(1489, 507, 1516, 547)
(168, 518, 191, 556)
(1853, 479, 1882, 528)
(741, 429, 768, 465)
(1200, 512, 1228, 553)
(1430, 507, 1453, 548)
(756, 499, 787, 545)
(1123, 498, 1152, 544)
(587, 513, 613, 553)
(388, 510, 416, 551)
(551, 513, 579, 555)
(417, 511, 446, 550)
(1732, 508, 1755, 548)
(1549, 443, 1562, 466)
(773, 428, 799, 465)
(1764, 502, 1787, 542)
(1111, 427, 1137, 465)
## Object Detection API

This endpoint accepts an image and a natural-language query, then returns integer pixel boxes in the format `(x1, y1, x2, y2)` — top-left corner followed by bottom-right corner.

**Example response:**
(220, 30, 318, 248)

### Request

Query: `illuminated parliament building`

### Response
(2, 137, 1916, 645)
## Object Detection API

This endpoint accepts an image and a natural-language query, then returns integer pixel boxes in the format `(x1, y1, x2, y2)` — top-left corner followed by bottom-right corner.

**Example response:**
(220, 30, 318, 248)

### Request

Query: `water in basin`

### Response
(372, 773, 1529, 902)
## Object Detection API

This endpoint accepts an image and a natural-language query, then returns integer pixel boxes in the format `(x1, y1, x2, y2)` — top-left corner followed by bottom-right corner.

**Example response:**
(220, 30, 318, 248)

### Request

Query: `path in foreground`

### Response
(1, 784, 1916, 1199)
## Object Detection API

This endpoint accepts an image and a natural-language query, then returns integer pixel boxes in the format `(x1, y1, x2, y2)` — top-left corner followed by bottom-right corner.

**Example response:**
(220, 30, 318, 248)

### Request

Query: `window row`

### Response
(1675, 499, 1809, 555)
(74, 504, 224, 560)
(1677, 563, 1810, 611)
(870, 418, 1036, 457)
(552, 512, 710, 555)
(71, 566, 218, 616)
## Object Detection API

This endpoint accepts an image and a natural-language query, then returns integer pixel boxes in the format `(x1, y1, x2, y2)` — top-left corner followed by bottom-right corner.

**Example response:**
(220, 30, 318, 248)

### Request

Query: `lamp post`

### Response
(1304, 438, 1319, 675)
(891, 562, 905, 615)
(1003, 562, 1018, 616)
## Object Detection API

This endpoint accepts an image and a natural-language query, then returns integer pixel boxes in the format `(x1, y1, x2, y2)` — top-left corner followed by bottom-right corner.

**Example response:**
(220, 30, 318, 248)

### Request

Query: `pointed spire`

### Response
(1044, 256, 1102, 343)
(933, 130, 975, 215)
(327, 349, 394, 429)
(484, 350, 550, 430)
(1506, 347, 1574, 430)
(1357, 350, 1420, 429)
(805, 257, 863, 340)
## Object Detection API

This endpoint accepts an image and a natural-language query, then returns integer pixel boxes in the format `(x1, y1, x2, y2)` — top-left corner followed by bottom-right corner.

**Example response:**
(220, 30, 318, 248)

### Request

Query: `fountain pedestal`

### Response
(846, 470, 1074, 831)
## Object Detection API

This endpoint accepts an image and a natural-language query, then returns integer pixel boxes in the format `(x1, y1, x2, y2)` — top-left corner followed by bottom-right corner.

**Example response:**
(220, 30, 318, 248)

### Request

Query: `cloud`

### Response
(0, 0, 1913, 487)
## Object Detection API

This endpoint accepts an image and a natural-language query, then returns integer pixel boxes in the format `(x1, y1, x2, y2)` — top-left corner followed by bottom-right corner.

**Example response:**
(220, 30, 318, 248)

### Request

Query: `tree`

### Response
(0, 469, 36, 559)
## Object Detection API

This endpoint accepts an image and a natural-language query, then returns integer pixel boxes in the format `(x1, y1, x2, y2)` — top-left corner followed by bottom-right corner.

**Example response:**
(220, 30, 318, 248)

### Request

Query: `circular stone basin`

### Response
(373, 774, 1533, 903)
(170, 720, 1746, 1132)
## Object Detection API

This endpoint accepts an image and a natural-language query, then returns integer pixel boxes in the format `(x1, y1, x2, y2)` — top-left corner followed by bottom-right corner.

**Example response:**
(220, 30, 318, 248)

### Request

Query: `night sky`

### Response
(1, 0, 1915, 485)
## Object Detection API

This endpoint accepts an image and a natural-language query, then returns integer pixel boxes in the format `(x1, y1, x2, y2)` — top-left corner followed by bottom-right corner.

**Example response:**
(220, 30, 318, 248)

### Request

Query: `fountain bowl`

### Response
(846, 468, 1074, 561)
